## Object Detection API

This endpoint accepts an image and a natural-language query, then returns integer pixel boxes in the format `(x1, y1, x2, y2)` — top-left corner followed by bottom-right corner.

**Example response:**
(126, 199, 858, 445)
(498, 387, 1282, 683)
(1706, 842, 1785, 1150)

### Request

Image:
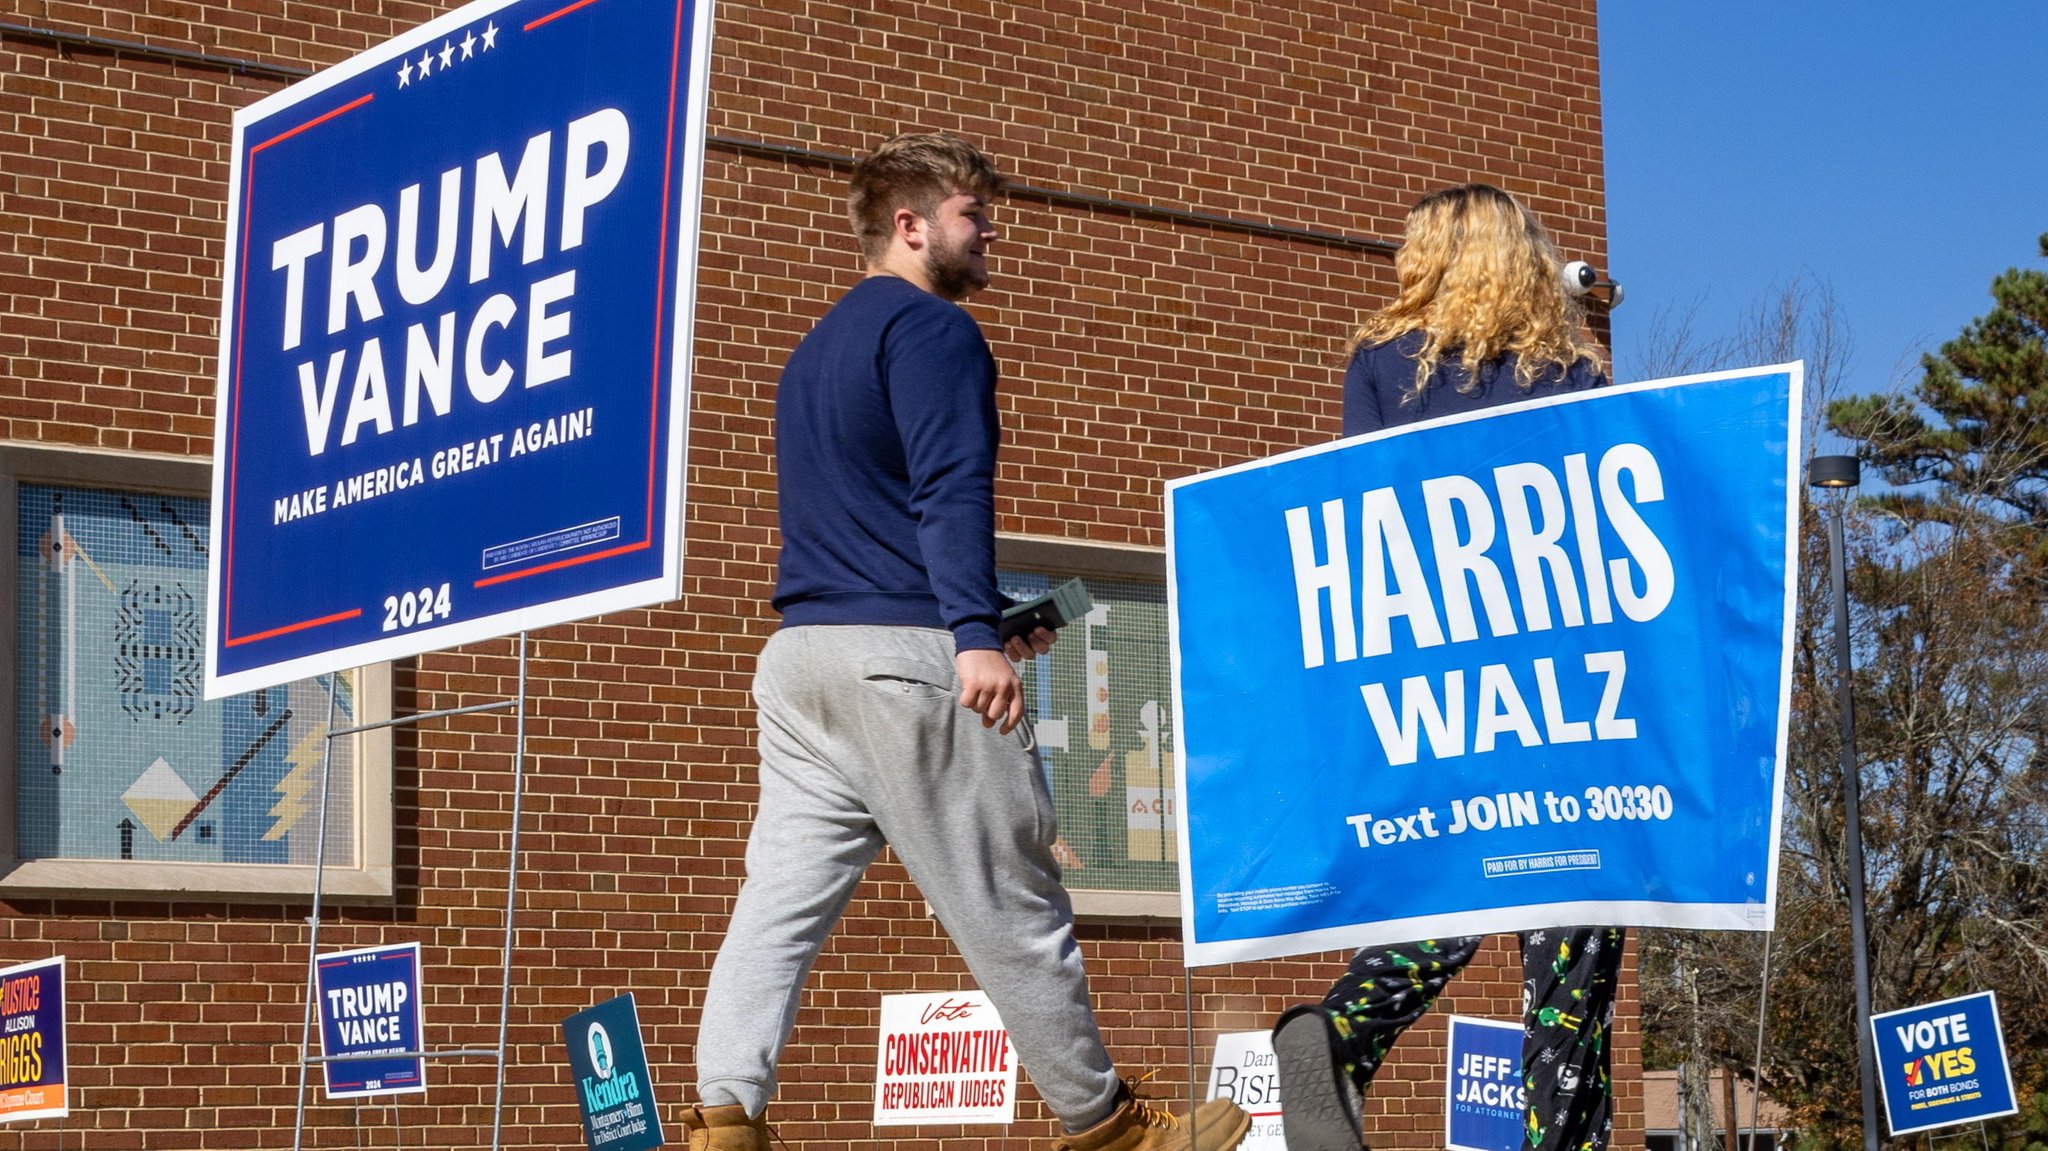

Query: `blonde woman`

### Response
(1274, 185, 1621, 1151)
(1343, 182, 1605, 434)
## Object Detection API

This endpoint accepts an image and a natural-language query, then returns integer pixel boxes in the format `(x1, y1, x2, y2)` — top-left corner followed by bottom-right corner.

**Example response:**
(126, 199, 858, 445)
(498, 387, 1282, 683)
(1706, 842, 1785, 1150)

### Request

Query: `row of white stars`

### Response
(397, 21, 501, 87)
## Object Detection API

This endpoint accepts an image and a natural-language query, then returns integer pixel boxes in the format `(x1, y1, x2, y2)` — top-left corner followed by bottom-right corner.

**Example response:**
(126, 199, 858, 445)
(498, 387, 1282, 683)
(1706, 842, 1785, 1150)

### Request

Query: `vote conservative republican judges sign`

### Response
(206, 0, 713, 696)
(1168, 365, 1803, 965)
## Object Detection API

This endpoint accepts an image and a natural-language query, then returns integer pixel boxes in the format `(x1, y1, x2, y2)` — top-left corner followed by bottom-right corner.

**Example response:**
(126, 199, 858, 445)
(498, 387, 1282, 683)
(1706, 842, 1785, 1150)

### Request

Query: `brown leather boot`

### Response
(681, 1103, 769, 1151)
(1051, 1080, 1252, 1151)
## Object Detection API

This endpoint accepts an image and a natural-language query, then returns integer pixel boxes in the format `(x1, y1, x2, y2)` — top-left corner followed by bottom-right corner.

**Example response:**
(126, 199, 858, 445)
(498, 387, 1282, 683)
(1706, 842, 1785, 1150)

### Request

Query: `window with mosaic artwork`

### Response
(999, 538, 1177, 902)
(0, 447, 391, 901)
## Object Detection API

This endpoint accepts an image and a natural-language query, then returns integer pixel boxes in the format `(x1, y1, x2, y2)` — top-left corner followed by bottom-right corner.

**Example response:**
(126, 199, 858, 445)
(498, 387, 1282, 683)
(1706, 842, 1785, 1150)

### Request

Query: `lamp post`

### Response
(1809, 453, 1878, 1151)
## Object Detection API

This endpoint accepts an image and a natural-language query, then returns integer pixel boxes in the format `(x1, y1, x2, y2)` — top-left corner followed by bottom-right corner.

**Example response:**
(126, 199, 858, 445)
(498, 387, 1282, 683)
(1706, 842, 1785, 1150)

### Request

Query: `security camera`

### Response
(1561, 260, 1597, 295)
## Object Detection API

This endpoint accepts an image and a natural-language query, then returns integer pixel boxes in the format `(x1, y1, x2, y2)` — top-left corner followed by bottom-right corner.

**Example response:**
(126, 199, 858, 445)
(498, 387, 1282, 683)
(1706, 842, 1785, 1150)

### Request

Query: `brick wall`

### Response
(0, 0, 1627, 1147)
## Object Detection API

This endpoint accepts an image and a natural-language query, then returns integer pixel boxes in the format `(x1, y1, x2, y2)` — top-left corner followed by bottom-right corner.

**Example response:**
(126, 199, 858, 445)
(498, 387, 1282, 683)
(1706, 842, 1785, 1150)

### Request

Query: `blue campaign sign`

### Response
(206, 0, 714, 697)
(1872, 991, 2017, 1136)
(314, 942, 425, 1098)
(1446, 1016, 1523, 1151)
(1169, 366, 1803, 965)
(563, 993, 664, 1151)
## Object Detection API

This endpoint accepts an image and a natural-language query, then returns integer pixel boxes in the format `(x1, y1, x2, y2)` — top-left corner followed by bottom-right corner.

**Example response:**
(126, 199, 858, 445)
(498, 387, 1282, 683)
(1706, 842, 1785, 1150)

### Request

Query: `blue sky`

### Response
(1599, 4, 2048, 397)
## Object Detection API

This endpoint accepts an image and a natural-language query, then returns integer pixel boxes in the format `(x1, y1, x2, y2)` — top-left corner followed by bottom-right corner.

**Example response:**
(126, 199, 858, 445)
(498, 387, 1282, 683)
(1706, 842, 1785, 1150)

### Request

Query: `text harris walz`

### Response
(1285, 443, 1673, 768)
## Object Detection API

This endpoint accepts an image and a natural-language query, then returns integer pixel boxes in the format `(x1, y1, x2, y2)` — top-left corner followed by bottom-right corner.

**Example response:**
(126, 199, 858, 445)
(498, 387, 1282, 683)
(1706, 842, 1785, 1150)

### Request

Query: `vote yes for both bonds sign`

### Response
(1872, 991, 2017, 1136)
(206, 0, 713, 696)
(1168, 366, 1803, 965)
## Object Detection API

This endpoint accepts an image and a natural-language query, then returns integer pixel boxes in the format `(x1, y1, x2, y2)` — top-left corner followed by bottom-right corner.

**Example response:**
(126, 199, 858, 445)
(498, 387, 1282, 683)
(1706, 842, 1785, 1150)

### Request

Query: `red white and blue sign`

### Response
(207, 0, 714, 696)
(1168, 366, 1803, 965)
(314, 942, 425, 1098)
(1445, 1016, 1523, 1151)
(1872, 991, 2017, 1136)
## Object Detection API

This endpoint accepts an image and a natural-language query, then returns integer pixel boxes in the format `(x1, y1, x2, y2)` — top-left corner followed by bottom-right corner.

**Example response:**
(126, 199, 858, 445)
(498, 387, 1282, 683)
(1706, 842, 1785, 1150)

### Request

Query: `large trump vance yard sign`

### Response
(207, 0, 713, 696)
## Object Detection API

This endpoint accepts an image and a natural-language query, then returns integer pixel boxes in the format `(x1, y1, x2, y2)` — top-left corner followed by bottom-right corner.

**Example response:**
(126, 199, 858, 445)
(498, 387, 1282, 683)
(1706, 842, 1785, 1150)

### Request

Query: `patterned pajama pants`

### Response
(1319, 927, 1624, 1151)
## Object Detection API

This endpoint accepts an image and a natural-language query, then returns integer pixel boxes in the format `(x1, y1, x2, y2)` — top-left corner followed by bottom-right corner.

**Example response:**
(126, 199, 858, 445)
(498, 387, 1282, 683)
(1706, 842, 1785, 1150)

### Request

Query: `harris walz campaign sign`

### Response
(207, 0, 713, 697)
(1168, 366, 1802, 965)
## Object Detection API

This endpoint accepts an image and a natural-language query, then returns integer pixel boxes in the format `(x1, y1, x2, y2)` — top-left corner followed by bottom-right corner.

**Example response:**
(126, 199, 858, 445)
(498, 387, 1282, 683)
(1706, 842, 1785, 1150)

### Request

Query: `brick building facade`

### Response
(0, 1, 1628, 1147)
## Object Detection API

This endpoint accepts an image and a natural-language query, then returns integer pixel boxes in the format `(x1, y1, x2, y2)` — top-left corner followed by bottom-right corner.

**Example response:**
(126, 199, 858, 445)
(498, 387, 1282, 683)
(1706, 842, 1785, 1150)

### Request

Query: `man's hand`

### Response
(1002, 625, 1057, 663)
(957, 648, 1025, 734)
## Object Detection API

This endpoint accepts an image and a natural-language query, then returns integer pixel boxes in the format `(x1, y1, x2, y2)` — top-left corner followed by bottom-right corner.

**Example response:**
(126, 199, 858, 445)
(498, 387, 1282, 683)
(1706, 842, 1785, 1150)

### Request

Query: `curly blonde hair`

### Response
(1350, 184, 1601, 398)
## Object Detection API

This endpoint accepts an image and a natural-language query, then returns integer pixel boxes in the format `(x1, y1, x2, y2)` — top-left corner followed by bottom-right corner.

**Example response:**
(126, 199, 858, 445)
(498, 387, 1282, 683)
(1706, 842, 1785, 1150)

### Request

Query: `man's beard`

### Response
(925, 230, 987, 300)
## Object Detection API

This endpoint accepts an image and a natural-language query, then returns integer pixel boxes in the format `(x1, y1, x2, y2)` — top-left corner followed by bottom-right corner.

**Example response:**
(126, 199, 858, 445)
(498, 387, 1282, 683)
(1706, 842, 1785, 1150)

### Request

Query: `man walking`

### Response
(684, 133, 1250, 1151)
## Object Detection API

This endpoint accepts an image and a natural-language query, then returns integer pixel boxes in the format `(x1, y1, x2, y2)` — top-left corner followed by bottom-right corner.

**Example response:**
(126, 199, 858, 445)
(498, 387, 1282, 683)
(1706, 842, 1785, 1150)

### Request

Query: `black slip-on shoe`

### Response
(1272, 1005, 1364, 1151)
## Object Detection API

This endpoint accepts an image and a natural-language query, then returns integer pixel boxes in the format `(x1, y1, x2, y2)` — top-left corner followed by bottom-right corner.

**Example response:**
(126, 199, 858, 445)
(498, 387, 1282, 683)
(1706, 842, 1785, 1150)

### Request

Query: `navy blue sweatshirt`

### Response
(771, 275, 1005, 652)
(1343, 330, 1605, 435)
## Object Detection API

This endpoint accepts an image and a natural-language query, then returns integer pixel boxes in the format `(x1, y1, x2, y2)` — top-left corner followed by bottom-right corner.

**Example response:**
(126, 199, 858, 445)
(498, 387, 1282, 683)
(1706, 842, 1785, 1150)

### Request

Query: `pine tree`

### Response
(1633, 254, 2048, 1148)
(1806, 234, 2048, 1147)
(1830, 233, 2048, 532)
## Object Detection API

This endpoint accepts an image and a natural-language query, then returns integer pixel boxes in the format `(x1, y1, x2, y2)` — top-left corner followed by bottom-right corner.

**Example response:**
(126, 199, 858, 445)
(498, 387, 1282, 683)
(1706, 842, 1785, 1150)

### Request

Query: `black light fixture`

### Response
(1807, 452, 1877, 1151)
(1808, 454, 1860, 489)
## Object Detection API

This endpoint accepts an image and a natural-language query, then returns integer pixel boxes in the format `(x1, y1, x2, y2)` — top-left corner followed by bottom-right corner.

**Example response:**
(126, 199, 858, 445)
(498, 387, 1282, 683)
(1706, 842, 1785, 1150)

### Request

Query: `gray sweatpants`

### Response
(695, 625, 1121, 1129)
